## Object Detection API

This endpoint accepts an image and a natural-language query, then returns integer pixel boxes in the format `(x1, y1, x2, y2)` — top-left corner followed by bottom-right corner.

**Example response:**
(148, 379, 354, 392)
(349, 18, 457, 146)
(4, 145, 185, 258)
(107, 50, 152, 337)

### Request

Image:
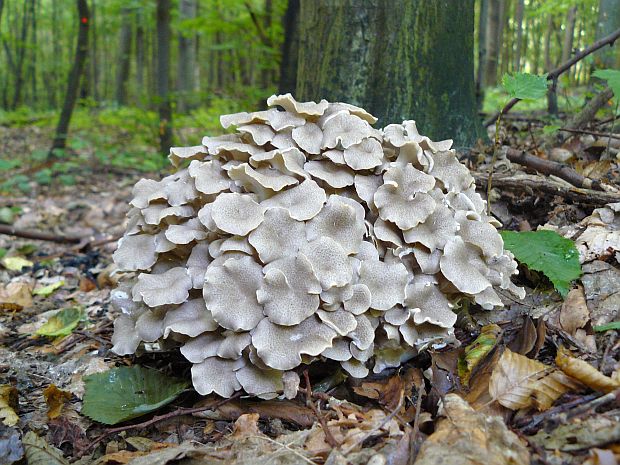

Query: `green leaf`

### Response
(593, 321, 620, 332)
(501, 230, 581, 298)
(1, 256, 33, 271)
(0, 207, 14, 224)
(22, 431, 69, 465)
(81, 366, 189, 425)
(502, 72, 549, 100)
(33, 280, 64, 297)
(458, 324, 502, 387)
(592, 69, 620, 99)
(542, 124, 561, 135)
(36, 307, 82, 337)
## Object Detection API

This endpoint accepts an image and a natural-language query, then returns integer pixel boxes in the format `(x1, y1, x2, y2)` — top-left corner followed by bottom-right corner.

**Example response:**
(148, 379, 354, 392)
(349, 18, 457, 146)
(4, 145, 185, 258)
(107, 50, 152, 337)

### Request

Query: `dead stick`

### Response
(303, 370, 340, 448)
(503, 146, 602, 190)
(0, 224, 83, 243)
(484, 28, 620, 127)
(559, 127, 620, 140)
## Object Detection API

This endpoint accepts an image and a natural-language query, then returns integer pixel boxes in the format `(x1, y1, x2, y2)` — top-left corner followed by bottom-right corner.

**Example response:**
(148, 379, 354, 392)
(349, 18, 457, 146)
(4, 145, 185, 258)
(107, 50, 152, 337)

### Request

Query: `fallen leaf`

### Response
(0, 385, 19, 426)
(414, 393, 530, 465)
(22, 431, 69, 465)
(1, 256, 33, 271)
(530, 415, 620, 452)
(458, 324, 501, 386)
(0, 428, 23, 464)
(508, 317, 538, 355)
(231, 413, 261, 438)
(489, 349, 580, 410)
(556, 346, 620, 393)
(0, 282, 33, 309)
(81, 365, 189, 425)
(43, 384, 72, 419)
(79, 277, 97, 292)
(559, 285, 590, 335)
(36, 307, 83, 337)
(48, 416, 90, 455)
(33, 280, 65, 297)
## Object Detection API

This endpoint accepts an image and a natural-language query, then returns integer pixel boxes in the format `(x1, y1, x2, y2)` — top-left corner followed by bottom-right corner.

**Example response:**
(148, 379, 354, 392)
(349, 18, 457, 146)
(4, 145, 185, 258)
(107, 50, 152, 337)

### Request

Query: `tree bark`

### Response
(115, 6, 133, 106)
(484, 0, 500, 86)
(544, 15, 553, 71)
(514, 0, 524, 72)
(135, 9, 145, 100)
(177, 0, 196, 113)
(156, 0, 172, 155)
(561, 7, 577, 65)
(297, 0, 483, 148)
(595, 0, 620, 68)
(50, 0, 89, 155)
(12, 0, 31, 109)
(476, 0, 488, 108)
(278, 0, 300, 94)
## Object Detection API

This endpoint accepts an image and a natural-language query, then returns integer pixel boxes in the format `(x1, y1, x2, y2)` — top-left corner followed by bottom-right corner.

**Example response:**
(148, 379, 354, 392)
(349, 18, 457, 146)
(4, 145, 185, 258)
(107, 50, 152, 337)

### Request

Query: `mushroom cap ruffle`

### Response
(111, 94, 524, 400)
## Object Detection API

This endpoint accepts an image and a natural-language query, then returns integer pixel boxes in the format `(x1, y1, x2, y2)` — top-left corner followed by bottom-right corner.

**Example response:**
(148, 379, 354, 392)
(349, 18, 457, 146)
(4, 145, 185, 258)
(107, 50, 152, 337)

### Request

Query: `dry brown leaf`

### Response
(556, 346, 620, 393)
(414, 394, 530, 465)
(43, 384, 72, 419)
(559, 285, 590, 335)
(0, 385, 19, 426)
(489, 349, 579, 411)
(193, 398, 315, 427)
(231, 413, 261, 438)
(0, 281, 33, 310)
(508, 317, 537, 355)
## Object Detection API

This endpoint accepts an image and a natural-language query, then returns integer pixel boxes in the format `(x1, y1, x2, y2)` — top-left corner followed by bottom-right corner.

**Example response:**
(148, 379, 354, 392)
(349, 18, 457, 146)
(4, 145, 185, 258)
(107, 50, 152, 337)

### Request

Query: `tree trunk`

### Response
(27, 0, 37, 107)
(561, 7, 577, 65)
(177, 0, 196, 113)
(484, 0, 500, 86)
(114, 7, 133, 106)
(89, 0, 99, 101)
(513, 0, 524, 72)
(297, 0, 483, 147)
(476, 0, 487, 108)
(544, 15, 553, 71)
(278, 0, 300, 94)
(136, 9, 145, 101)
(156, 0, 172, 155)
(12, 0, 31, 109)
(595, 0, 620, 68)
(50, 0, 89, 155)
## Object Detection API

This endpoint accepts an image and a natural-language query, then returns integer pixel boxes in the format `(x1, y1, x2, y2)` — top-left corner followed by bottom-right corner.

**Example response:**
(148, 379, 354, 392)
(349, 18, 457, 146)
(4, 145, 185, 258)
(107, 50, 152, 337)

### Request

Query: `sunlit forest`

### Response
(1, 1, 620, 464)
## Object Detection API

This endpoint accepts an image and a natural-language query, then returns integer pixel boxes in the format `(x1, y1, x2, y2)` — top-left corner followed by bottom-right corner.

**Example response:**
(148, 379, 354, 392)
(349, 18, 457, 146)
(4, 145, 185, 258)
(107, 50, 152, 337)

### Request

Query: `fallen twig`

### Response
(0, 224, 83, 244)
(473, 173, 620, 206)
(503, 146, 602, 190)
(559, 127, 620, 140)
(484, 28, 620, 127)
(303, 370, 340, 448)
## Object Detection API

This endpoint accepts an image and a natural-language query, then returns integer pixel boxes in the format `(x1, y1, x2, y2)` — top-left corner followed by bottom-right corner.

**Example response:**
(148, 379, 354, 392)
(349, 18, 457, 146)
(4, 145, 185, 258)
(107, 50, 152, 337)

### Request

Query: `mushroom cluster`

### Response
(111, 94, 525, 399)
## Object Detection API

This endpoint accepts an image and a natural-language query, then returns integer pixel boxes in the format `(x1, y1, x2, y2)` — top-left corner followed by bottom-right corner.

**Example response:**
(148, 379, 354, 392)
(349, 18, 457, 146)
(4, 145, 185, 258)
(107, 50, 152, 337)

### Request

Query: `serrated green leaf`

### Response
(502, 72, 549, 100)
(501, 230, 581, 298)
(594, 321, 620, 332)
(592, 69, 620, 99)
(36, 307, 82, 337)
(33, 280, 64, 297)
(81, 366, 189, 425)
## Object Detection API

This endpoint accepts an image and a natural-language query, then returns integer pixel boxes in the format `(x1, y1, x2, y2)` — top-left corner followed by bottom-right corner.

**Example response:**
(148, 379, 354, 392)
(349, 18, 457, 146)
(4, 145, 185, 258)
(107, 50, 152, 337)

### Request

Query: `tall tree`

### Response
(50, 0, 89, 155)
(156, 0, 172, 155)
(296, 0, 482, 147)
(561, 6, 577, 66)
(278, 0, 299, 94)
(476, 0, 488, 108)
(595, 0, 620, 68)
(177, 0, 196, 113)
(513, 0, 524, 72)
(115, 6, 133, 105)
(483, 0, 501, 86)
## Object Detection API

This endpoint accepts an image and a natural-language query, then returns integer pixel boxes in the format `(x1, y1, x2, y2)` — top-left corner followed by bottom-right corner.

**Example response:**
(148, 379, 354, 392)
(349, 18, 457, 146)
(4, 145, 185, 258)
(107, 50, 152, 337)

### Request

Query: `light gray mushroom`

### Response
(162, 299, 218, 338)
(191, 357, 244, 397)
(169, 145, 209, 167)
(306, 195, 365, 254)
(300, 237, 353, 289)
(210, 192, 265, 235)
(343, 138, 384, 170)
(188, 159, 230, 195)
(267, 93, 329, 117)
(132, 267, 192, 307)
(248, 208, 306, 263)
(359, 260, 408, 311)
(292, 122, 323, 154)
(235, 364, 284, 400)
(304, 160, 355, 188)
(113, 234, 158, 271)
(261, 179, 327, 221)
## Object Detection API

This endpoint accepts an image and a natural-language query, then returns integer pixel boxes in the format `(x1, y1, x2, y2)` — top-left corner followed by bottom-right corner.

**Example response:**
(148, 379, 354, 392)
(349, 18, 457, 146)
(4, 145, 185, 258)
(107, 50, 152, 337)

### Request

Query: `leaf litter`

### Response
(0, 115, 619, 465)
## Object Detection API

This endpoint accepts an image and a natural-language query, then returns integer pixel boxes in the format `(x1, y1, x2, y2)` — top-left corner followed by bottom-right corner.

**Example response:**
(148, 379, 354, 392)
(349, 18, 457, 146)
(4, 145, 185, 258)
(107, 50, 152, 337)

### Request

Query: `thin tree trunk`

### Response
(532, 16, 541, 74)
(115, 7, 133, 105)
(89, 0, 99, 101)
(297, 0, 482, 147)
(595, 0, 620, 68)
(50, 0, 89, 155)
(156, 0, 172, 155)
(514, 0, 524, 72)
(483, 0, 500, 86)
(278, 0, 299, 94)
(27, 0, 37, 107)
(136, 9, 145, 102)
(561, 7, 577, 65)
(12, 0, 31, 109)
(499, 0, 510, 76)
(177, 0, 196, 113)
(476, 0, 487, 108)
(544, 15, 553, 71)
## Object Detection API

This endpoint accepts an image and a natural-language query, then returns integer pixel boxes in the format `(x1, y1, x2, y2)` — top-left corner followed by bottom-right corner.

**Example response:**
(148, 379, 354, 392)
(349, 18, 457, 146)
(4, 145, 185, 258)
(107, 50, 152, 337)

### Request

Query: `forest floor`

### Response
(1, 104, 620, 465)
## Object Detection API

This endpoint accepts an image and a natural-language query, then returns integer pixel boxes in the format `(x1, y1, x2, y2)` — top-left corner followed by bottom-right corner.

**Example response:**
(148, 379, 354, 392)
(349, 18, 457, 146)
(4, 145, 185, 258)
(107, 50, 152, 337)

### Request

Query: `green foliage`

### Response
(593, 321, 620, 332)
(36, 307, 83, 337)
(81, 366, 189, 425)
(592, 69, 620, 110)
(501, 230, 582, 298)
(502, 73, 549, 101)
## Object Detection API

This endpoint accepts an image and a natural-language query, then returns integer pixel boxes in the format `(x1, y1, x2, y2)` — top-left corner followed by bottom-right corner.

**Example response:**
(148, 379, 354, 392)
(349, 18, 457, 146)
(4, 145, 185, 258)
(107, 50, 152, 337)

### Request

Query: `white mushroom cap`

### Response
(473, 286, 503, 310)
(132, 267, 192, 307)
(188, 159, 230, 195)
(430, 151, 474, 192)
(248, 208, 306, 263)
(328, 102, 378, 124)
(300, 237, 353, 289)
(142, 205, 194, 226)
(456, 212, 504, 258)
(228, 163, 298, 197)
(384, 306, 410, 325)
(405, 282, 456, 328)
(323, 149, 346, 165)
(317, 308, 357, 335)
(321, 338, 353, 361)
(270, 129, 298, 150)
(322, 111, 373, 149)
(304, 160, 355, 188)
(373, 218, 404, 248)
(163, 171, 199, 207)
(191, 357, 244, 397)
(261, 179, 327, 221)
(169, 145, 208, 167)
(411, 246, 442, 274)
(359, 260, 408, 310)
(343, 138, 384, 170)
(180, 333, 223, 363)
(354, 174, 383, 210)
(250, 148, 308, 180)
(135, 309, 165, 342)
(113, 234, 158, 271)
(402, 204, 458, 250)
(204, 256, 264, 331)
(235, 364, 284, 400)
(162, 298, 218, 338)
(111, 314, 142, 355)
(374, 164, 436, 230)
(341, 359, 369, 378)
(238, 124, 276, 146)
(440, 236, 491, 295)
(210, 193, 265, 235)
(292, 122, 323, 154)
(252, 316, 337, 370)
(165, 218, 208, 245)
(217, 332, 252, 359)
(267, 93, 329, 117)
(197, 203, 218, 231)
(306, 195, 365, 255)
(257, 254, 321, 326)
(344, 284, 372, 315)
(348, 314, 375, 350)
(131, 178, 167, 209)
